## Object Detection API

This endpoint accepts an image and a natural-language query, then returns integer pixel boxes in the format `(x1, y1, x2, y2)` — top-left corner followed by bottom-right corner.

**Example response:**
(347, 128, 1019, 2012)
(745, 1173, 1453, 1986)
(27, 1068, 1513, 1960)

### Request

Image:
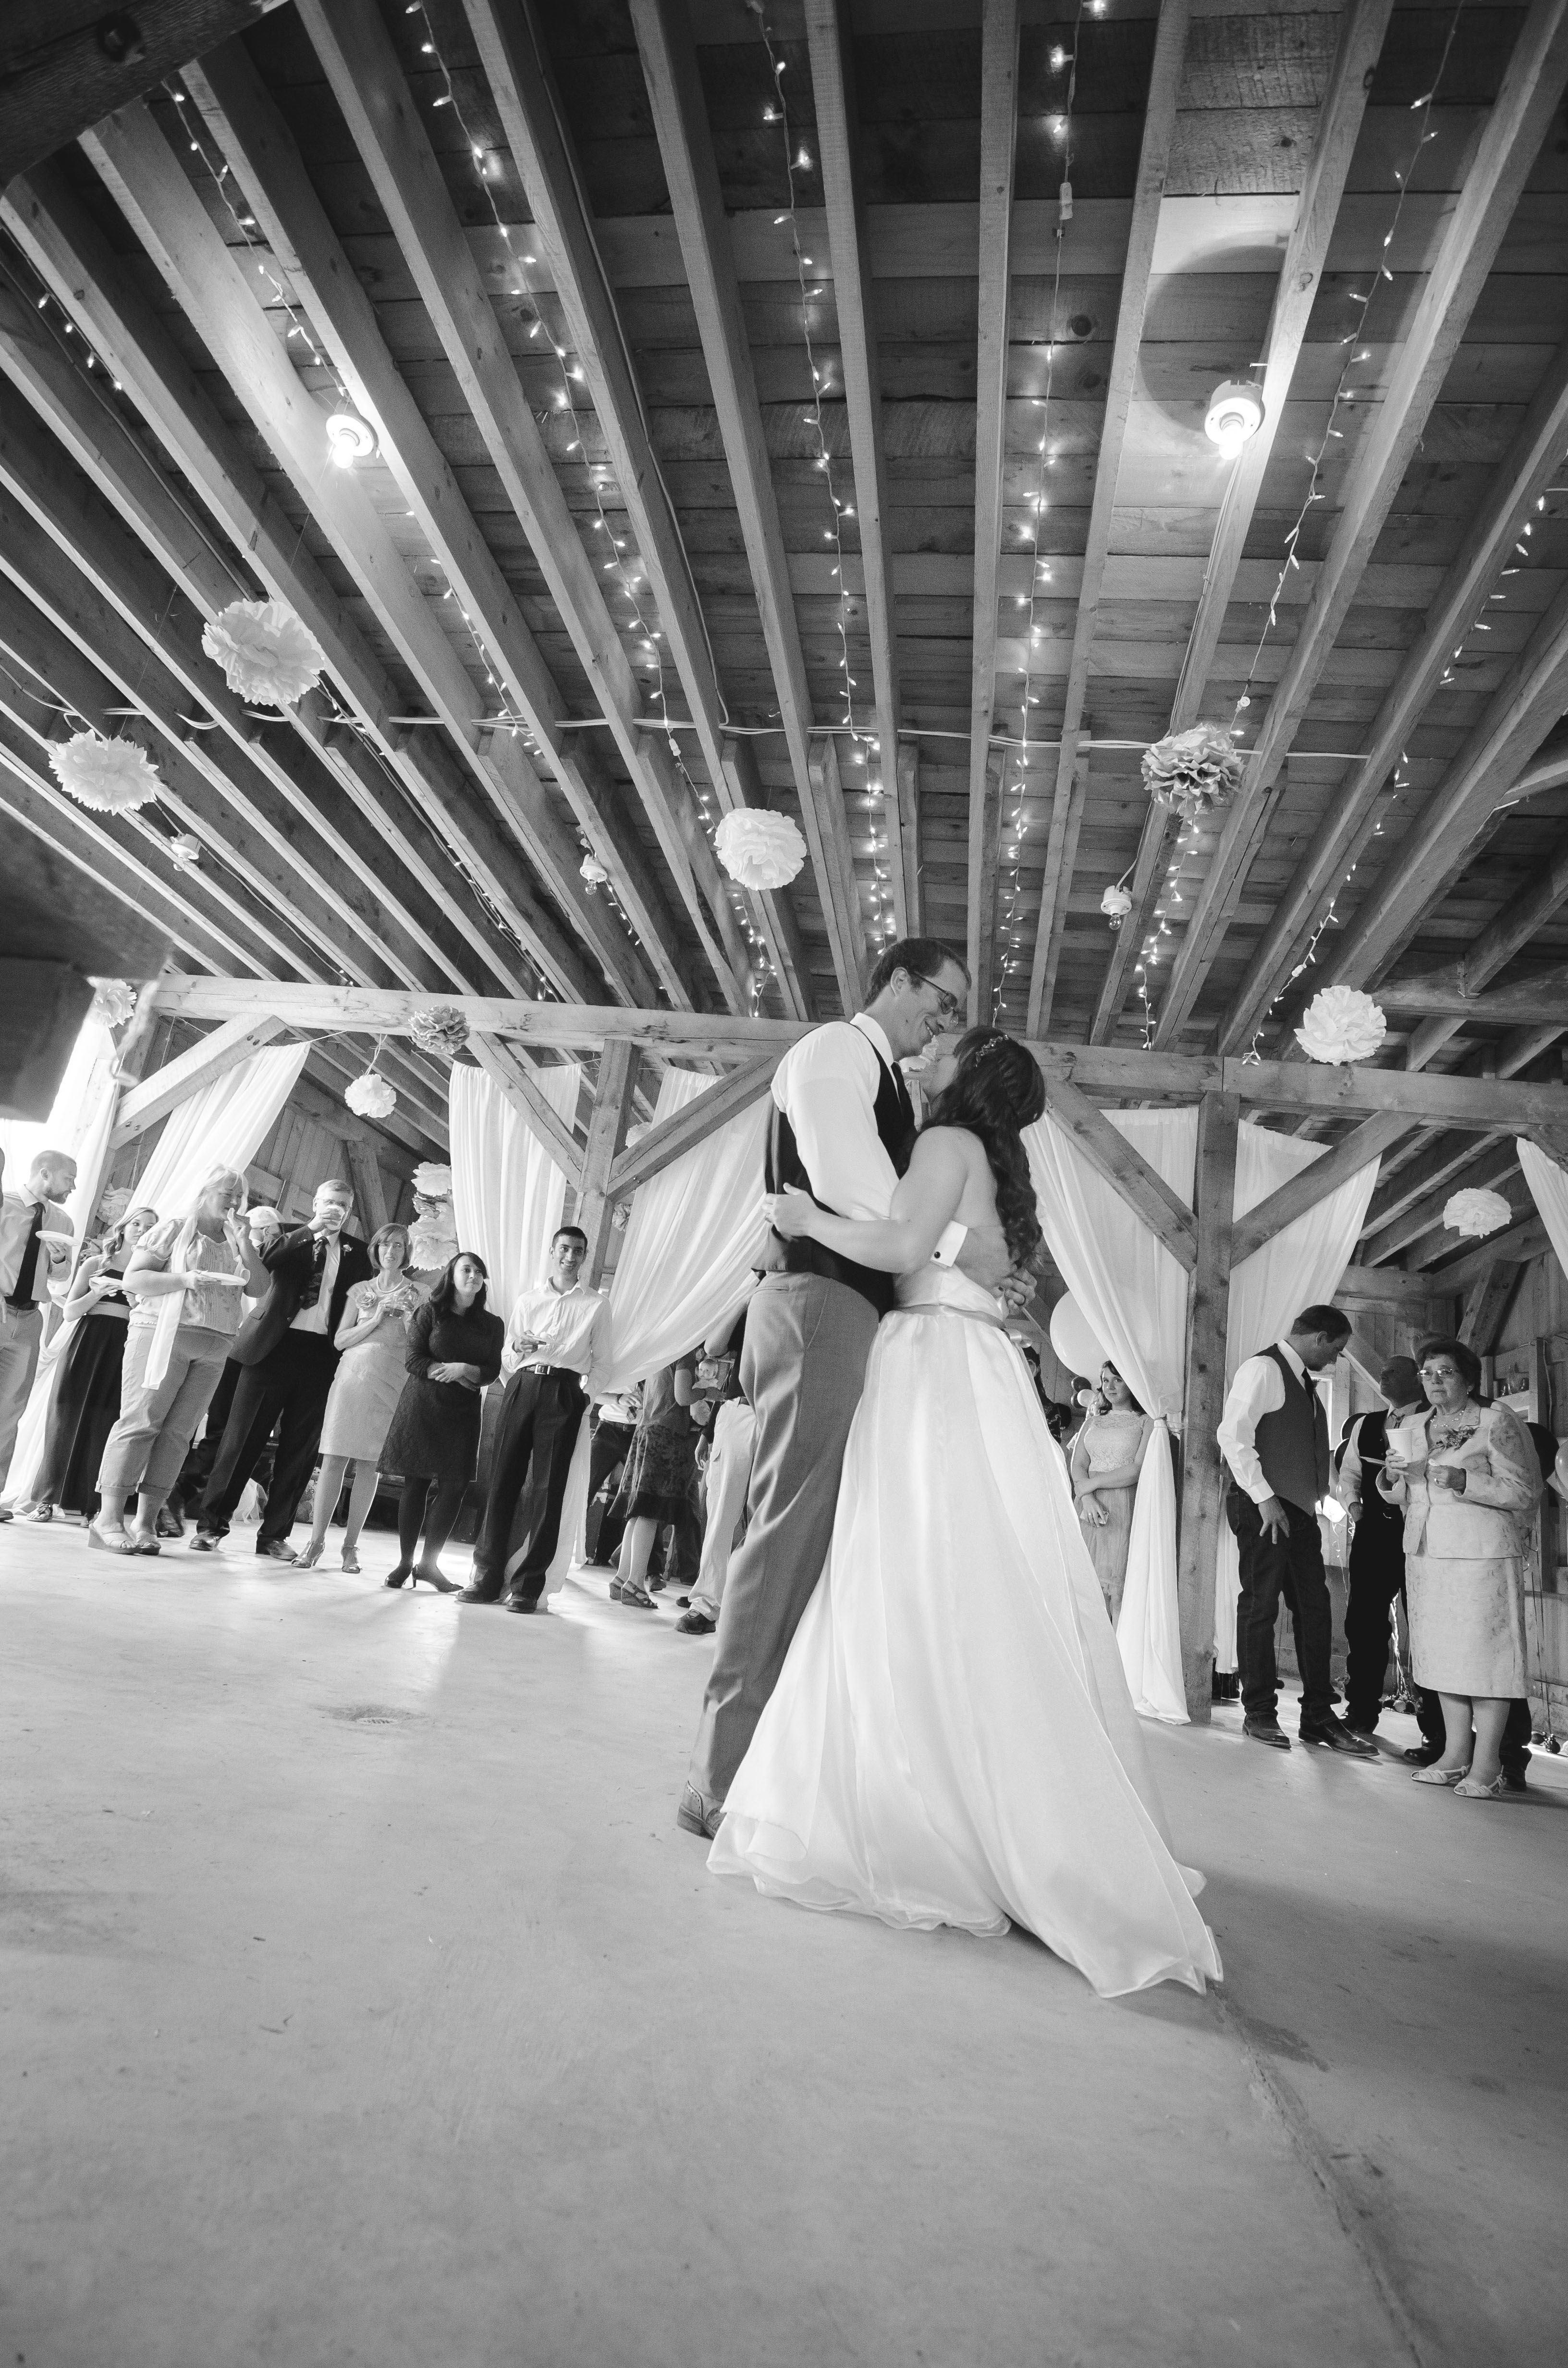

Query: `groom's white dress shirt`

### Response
(773, 1013, 963, 1261)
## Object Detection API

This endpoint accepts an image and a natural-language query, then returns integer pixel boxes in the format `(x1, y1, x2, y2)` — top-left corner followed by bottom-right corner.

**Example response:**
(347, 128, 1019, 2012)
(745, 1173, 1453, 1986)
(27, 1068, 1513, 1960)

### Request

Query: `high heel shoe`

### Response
(414, 1565, 459, 1595)
(87, 1523, 136, 1555)
(295, 1540, 324, 1570)
(384, 1563, 413, 1591)
(341, 1545, 360, 1574)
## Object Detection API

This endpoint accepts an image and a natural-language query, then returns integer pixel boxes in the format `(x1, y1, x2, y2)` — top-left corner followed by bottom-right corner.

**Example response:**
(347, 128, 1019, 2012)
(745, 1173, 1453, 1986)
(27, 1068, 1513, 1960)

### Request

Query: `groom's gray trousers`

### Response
(687, 1272, 879, 1809)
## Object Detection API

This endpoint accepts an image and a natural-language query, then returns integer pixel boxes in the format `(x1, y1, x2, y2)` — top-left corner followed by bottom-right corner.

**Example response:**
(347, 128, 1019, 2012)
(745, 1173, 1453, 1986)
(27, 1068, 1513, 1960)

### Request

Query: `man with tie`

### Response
(0, 1147, 77, 1517)
(680, 938, 1017, 1838)
(1217, 1306, 1376, 1755)
(191, 1179, 371, 1561)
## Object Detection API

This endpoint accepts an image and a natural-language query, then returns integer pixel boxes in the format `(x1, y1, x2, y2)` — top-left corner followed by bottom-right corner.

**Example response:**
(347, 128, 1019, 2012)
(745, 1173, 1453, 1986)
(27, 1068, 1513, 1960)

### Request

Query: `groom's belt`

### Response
(763, 1234, 895, 1317)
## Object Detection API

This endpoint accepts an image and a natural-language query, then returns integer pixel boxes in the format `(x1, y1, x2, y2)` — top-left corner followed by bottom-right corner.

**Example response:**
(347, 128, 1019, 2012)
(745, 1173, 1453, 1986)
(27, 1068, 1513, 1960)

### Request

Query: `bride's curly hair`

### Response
(921, 1027, 1046, 1269)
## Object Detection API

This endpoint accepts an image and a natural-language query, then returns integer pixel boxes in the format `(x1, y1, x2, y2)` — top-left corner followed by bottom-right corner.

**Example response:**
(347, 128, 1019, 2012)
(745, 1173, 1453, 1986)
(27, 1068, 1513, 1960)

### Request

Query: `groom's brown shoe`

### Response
(677, 1783, 723, 1839)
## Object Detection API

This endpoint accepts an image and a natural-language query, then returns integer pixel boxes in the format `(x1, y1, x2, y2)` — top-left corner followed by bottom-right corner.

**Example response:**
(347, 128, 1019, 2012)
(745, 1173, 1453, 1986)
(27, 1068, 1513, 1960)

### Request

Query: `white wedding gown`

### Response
(708, 1266, 1223, 1999)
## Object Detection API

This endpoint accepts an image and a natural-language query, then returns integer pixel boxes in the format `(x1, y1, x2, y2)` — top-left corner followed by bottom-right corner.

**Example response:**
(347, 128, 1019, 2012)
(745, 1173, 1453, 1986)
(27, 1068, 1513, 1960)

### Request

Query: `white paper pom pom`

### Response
(409, 1007, 470, 1059)
(1140, 724, 1245, 825)
(1294, 984, 1387, 1065)
(88, 978, 138, 1026)
(50, 732, 159, 812)
(201, 598, 326, 709)
(411, 1161, 453, 1201)
(715, 806, 808, 889)
(1101, 884, 1132, 925)
(408, 1214, 459, 1269)
(1443, 1186, 1513, 1239)
(345, 1070, 397, 1119)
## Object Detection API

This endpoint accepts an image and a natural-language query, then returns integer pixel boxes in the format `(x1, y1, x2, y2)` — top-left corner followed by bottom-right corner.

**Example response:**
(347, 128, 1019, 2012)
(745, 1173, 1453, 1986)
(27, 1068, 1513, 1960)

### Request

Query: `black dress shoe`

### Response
(255, 1540, 297, 1563)
(1343, 1716, 1378, 1739)
(1301, 1716, 1377, 1756)
(1403, 1743, 1441, 1766)
(503, 1594, 540, 1614)
(1243, 1717, 1291, 1750)
(675, 1608, 716, 1635)
(1501, 1765, 1529, 1793)
(458, 1583, 502, 1603)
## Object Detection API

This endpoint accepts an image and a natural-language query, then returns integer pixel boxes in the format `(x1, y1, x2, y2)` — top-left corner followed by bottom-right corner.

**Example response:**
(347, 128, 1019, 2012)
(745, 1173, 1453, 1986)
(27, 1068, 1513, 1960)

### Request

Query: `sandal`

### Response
(341, 1546, 360, 1574)
(618, 1580, 656, 1609)
(1454, 1773, 1510, 1801)
(1413, 1763, 1470, 1787)
(27, 1504, 53, 1523)
(87, 1524, 136, 1555)
(295, 1540, 324, 1570)
(129, 1532, 161, 1556)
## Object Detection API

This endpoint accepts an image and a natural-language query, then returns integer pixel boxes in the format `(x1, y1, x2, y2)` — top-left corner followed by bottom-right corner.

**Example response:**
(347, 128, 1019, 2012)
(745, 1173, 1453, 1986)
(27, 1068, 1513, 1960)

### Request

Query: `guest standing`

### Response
(1379, 1336, 1538, 1801)
(584, 1388, 639, 1570)
(461, 1224, 607, 1612)
(1333, 1356, 1427, 1739)
(380, 1251, 503, 1591)
(612, 1354, 700, 1611)
(1070, 1362, 1156, 1625)
(297, 1222, 424, 1572)
(92, 1170, 264, 1555)
(26, 1206, 158, 1521)
(0, 1147, 78, 1518)
(1216, 1305, 1375, 1755)
(677, 1289, 760, 1637)
(191, 1180, 372, 1562)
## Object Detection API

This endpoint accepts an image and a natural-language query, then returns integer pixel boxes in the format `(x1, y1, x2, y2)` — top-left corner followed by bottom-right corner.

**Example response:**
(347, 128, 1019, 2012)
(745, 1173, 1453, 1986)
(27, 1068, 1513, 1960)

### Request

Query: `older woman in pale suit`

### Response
(297, 1222, 423, 1572)
(1379, 1335, 1538, 1801)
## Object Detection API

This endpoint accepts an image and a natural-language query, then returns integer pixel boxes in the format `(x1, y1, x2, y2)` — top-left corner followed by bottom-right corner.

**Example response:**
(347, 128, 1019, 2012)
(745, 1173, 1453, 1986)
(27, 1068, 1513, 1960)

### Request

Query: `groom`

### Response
(679, 938, 1016, 1838)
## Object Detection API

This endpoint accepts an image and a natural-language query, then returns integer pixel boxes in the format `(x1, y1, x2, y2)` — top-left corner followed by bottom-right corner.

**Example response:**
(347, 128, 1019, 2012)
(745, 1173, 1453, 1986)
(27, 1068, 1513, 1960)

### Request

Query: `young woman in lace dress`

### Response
(1070, 1364, 1156, 1624)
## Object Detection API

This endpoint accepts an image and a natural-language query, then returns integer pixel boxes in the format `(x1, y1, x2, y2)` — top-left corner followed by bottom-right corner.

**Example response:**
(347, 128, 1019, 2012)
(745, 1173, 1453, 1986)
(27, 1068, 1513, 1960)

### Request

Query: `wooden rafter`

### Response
(1038, 1072, 1198, 1270)
(1222, 337, 1568, 1055)
(109, 1012, 287, 1147)
(1361, 1138, 1521, 1266)
(1026, 0, 1190, 1037)
(469, 1036, 585, 1187)
(608, 1056, 777, 1197)
(184, 38, 698, 1017)
(1402, 830, 1568, 1069)
(1378, 963, 1568, 1028)
(576, 1041, 640, 1286)
(1153, 0, 1568, 1046)
(1229, 1111, 1406, 1265)
(802, 0, 908, 949)
(964, 0, 1020, 1024)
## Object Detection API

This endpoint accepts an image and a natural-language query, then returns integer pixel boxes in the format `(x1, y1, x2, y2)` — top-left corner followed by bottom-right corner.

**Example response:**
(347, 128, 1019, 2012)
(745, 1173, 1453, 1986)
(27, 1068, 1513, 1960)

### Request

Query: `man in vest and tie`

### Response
(1217, 1305, 1376, 1754)
(679, 937, 1017, 1838)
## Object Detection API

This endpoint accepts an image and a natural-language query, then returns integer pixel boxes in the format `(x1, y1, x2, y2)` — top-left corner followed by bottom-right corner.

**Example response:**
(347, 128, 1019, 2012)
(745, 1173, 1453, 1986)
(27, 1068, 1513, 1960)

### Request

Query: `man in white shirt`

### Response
(681, 936, 1016, 1838)
(463, 1222, 608, 1609)
(0, 1147, 76, 1516)
(1216, 1304, 1374, 1754)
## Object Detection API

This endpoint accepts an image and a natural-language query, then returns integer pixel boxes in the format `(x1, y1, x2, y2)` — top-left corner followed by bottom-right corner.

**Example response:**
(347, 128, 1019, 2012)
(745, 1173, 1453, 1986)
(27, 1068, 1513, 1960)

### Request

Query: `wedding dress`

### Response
(708, 1265, 1222, 1999)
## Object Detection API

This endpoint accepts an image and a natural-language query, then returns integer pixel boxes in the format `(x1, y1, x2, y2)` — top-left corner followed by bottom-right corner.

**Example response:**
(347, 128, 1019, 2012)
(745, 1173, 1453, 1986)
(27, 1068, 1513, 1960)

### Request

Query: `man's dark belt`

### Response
(518, 1361, 584, 1380)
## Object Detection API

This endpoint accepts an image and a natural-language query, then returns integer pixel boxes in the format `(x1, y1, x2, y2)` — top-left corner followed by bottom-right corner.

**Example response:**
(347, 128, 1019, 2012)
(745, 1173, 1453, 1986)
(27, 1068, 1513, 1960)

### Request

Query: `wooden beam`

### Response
(343, 1135, 389, 1237)
(1155, 0, 1568, 1046)
(719, 737, 818, 1020)
(608, 1057, 778, 1197)
(1458, 1259, 1523, 1355)
(437, 0, 751, 1011)
(110, 1013, 286, 1146)
(1334, 1262, 1458, 1309)
(964, 0, 1019, 1024)
(1038, 1073, 1198, 1271)
(802, 0, 908, 942)
(1026, 0, 1189, 1036)
(0, 0, 288, 183)
(807, 735, 870, 1003)
(469, 1036, 584, 1188)
(183, 39, 695, 1016)
(1437, 1217, 1552, 1296)
(1178, 1091, 1239, 1718)
(1378, 966, 1568, 1028)
(1407, 819, 1568, 1075)
(896, 743, 921, 935)
(577, 1042, 640, 1287)
(1230, 1111, 1405, 1266)
(626, 0, 843, 1006)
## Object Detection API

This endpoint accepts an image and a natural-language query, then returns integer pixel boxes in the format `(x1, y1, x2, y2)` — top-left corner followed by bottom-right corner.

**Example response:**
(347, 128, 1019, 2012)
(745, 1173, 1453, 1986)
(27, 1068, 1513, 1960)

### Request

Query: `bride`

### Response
(708, 1028, 1222, 2000)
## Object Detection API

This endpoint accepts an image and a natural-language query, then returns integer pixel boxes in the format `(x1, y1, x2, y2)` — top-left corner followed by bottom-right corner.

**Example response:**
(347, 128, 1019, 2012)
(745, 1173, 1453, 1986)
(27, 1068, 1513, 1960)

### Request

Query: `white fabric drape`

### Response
(1518, 1139, 1568, 1271)
(449, 1061, 581, 1316)
(542, 1069, 772, 1594)
(3, 1035, 307, 1506)
(0, 1015, 118, 1230)
(1025, 1109, 1197, 1724)
(1213, 1120, 1382, 1670)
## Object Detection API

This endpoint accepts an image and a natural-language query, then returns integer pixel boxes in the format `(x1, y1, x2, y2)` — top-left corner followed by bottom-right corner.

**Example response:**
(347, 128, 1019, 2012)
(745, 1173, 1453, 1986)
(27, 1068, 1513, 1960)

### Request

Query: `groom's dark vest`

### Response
(1252, 1344, 1330, 1511)
(765, 1027, 915, 1318)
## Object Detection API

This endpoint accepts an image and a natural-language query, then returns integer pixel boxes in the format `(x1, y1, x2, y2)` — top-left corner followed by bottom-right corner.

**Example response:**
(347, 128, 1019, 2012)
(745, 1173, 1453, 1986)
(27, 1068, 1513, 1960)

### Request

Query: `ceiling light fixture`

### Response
(1204, 379, 1265, 461)
(326, 410, 377, 467)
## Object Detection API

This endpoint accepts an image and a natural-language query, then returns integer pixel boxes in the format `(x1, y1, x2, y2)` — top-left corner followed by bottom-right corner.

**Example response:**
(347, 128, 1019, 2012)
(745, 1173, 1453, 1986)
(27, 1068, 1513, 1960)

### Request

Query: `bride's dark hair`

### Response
(920, 1027, 1046, 1269)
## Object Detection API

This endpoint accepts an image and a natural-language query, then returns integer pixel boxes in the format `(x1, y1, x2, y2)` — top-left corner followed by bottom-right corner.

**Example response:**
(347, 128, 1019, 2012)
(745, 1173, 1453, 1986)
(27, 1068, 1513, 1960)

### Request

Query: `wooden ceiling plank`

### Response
(1222, 335, 1568, 1057)
(1039, 1070, 1198, 1269)
(1153, 0, 1568, 1047)
(802, 0, 907, 950)
(183, 39, 694, 1016)
(1027, 0, 1191, 1038)
(300, 0, 744, 1013)
(0, 173, 599, 1002)
(1230, 1109, 1407, 1265)
(964, 0, 1020, 1023)
(1402, 825, 1568, 1069)
(1458, 1257, 1522, 1354)
(629, 0, 852, 1012)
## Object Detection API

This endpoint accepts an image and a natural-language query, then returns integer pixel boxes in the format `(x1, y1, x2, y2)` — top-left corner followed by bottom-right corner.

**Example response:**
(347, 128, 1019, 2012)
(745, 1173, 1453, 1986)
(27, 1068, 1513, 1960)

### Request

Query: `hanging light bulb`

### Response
(1204, 380, 1266, 462)
(326, 410, 377, 468)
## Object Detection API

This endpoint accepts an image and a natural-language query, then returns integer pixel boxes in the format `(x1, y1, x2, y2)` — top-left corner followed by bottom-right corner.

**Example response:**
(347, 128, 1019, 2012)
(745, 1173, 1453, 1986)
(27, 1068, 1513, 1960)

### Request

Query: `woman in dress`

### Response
(91, 1170, 266, 1555)
(1071, 1363, 1156, 1624)
(610, 1354, 699, 1610)
(297, 1222, 423, 1572)
(26, 1206, 158, 1522)
(709, 1029, 1220, 2000)
(379, 1250, 503, 1593)
(1379, 1334, 1538, 1801)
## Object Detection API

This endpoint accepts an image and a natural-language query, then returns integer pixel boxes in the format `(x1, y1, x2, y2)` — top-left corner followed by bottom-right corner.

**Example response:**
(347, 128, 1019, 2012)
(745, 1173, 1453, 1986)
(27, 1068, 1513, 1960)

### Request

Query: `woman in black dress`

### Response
(26, 1206, 159, 1522)
(379, 1251, 503, 1593)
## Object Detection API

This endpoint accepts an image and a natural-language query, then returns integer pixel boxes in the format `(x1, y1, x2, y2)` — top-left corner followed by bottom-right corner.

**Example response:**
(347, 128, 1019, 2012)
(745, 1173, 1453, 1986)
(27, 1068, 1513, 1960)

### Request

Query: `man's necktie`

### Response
(9, 1202, 44, 1308)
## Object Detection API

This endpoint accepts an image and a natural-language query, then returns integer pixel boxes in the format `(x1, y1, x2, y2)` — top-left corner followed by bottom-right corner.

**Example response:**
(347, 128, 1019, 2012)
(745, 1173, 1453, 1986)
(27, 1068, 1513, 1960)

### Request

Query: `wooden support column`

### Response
(1178, 1090, 1240, 1720)
(577, 1041, 640, 1287)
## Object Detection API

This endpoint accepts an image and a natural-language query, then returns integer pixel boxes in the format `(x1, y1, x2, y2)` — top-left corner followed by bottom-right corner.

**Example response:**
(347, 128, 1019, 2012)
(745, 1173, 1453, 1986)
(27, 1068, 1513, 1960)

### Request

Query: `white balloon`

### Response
(1049, 1295, 1107, 1382)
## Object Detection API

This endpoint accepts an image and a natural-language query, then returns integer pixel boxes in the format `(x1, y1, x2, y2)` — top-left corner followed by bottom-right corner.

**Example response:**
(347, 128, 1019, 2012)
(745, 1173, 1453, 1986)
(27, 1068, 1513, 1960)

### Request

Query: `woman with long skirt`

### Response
(379, 1252, 503, 1592)
(297, 1222, 424, 1572)
(26, 1206, 158, 1522)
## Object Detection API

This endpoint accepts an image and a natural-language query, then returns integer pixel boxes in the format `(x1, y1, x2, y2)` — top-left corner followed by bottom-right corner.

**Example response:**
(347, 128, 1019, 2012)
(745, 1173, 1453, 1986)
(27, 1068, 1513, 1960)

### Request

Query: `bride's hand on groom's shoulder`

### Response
(765, 1187, 818, 1240)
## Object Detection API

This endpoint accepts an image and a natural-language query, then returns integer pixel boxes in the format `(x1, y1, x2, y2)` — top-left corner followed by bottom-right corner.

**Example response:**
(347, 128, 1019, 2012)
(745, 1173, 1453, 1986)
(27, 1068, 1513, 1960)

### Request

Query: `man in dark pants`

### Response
(1335, 1356, 1428, 1738)
(463, 1224, 607, 1610)
(583, 1391, 638, 1570)
(1216, 1305, 1376, 1755)
(191, 1181, 371, 1562)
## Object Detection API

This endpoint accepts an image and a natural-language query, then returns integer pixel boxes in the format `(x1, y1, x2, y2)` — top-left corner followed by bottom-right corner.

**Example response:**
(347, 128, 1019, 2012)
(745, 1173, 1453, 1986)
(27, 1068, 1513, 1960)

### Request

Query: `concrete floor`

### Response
(3, 1519, 1565, 2368)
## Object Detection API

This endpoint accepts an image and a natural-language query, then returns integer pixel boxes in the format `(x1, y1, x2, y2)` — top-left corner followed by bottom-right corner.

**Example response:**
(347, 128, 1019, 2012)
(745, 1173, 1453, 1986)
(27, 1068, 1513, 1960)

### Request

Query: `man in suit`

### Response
(190, 1179, 372, 1562)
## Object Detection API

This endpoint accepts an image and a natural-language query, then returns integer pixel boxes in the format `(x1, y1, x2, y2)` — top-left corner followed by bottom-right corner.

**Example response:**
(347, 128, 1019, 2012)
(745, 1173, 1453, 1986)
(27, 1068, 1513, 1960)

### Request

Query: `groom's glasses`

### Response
(911, 974, 962, 1025)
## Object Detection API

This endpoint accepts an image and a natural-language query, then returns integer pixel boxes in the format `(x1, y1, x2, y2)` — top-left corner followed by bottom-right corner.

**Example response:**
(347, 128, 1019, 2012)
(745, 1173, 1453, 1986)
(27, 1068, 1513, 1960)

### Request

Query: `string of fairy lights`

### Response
(994, 0, 1098, 1019)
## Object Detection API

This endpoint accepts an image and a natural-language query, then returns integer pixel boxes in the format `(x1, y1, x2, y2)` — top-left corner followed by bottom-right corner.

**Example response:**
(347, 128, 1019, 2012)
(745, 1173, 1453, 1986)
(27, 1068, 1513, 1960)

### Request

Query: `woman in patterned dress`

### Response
(297, 1223, 424, 1572)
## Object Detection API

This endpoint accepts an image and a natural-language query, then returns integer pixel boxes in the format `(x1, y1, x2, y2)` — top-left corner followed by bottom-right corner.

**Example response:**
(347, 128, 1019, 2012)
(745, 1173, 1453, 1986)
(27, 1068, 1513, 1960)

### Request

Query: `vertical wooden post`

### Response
(896, 740, 921, 934)
(1177, 1089, 1239, 1721)
(576, 1038, 639, 1287)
